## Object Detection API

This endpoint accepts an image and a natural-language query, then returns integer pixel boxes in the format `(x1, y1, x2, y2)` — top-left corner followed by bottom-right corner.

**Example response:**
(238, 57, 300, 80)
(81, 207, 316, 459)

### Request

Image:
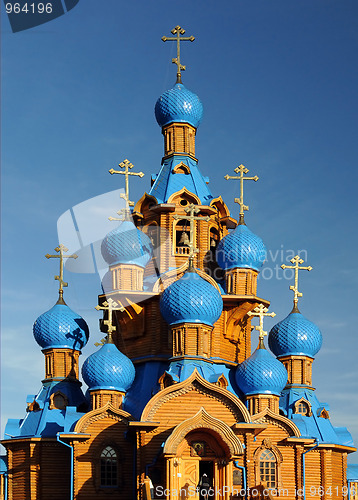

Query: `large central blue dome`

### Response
(155, 83, 203, 129)
(160, 271, 223, 326)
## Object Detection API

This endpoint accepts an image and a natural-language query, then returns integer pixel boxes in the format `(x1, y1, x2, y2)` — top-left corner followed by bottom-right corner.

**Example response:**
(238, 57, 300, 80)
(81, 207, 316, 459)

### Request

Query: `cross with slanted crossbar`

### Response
(162, 25, 195, 83)
(109, 159, 144, 215)
(95, 298, 125, 344)
(281, 255, 312, 310)
(173, 203, 210, 268)
(224, 164, 259, 223)
(45, 244, 78, 302)
(248, 304, 276, 341)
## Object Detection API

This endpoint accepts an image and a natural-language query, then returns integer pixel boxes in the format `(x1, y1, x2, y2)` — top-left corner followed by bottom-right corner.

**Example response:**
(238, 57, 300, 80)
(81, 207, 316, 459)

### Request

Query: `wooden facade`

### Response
(1, 74, 356, 500)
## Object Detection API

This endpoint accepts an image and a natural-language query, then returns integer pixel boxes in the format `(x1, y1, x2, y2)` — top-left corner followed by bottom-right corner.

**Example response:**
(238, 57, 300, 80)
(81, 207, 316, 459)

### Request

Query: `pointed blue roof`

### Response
(149, 155, 213, 204)
(280, 386, 354, 447)
(4, 380, 87, 438)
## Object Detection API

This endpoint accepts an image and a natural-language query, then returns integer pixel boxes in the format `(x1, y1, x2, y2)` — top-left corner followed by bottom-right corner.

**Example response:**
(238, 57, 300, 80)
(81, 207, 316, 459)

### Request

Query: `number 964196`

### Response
(5, 3, 53, 14)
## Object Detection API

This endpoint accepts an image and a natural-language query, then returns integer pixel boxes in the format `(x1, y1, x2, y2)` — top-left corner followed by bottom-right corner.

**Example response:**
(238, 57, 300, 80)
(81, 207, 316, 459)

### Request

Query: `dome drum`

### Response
(102, 264, 144, 293)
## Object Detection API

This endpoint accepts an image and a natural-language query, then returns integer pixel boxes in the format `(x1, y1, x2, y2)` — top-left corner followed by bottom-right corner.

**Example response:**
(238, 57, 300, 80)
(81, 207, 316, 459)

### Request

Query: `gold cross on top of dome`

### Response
(281, 255, 312, 311)
(45, 244, 78, 303)
(224, 164, 259, 224)
(248, 304, 276, 343)
(95, 298, 125, 344)
(173, 203, 210, 269)
(109, 159, 144, 215)
(161, 25, 195, 83)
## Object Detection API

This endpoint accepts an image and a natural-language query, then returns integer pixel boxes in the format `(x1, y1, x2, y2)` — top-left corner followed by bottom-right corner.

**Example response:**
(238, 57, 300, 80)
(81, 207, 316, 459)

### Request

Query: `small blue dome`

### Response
(268, 312, 322, 358)
(33, 303, 89, 350)
(236, 343, 287, 396)
(155, 83, 203, 129)
(101, 220, 153, 268)
(160, 271, 223, 326)
(216, 224, 266, 272)
(82, 342, 135, 392)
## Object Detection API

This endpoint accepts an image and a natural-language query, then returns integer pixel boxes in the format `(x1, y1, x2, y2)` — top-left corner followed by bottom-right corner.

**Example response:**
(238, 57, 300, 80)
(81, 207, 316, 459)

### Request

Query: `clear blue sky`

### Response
(1, 0, 357, 460)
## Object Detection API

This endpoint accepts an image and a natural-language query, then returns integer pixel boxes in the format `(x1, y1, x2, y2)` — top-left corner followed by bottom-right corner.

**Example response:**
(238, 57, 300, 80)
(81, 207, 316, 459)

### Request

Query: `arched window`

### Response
(259, 449, 277, 488)
(100, 446, 118, 487)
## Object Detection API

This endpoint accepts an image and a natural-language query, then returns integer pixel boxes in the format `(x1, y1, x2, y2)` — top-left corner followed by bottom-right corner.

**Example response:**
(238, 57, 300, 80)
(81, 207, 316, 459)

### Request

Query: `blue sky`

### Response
(1, 0, 357, 460)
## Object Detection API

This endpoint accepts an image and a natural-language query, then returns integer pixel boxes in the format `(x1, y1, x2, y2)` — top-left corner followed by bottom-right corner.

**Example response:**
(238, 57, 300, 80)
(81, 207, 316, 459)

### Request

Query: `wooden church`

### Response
(1, 25, 357, 500)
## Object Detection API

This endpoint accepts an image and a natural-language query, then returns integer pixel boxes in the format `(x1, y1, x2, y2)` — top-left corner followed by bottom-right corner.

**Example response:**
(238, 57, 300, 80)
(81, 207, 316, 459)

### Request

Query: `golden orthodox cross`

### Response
(109, 159, 144, 215)
(224, 164, 259, 223)
(95, 298, 125, 345)
(173, 203, 210, 268)
(247, 304, 276, 341)
(281, 255, 312, 311)
(161, 25, 195, 83)
(45, 244, 78, 302)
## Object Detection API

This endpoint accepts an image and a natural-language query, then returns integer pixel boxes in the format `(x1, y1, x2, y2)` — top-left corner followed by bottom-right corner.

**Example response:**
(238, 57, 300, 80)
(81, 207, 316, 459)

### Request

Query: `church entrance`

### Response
(165, 430, 235, 500)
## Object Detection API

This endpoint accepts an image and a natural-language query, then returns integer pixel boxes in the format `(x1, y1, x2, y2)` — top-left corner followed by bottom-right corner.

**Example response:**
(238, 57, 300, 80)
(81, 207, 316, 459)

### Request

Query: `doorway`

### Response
(198, 461, 214, 500)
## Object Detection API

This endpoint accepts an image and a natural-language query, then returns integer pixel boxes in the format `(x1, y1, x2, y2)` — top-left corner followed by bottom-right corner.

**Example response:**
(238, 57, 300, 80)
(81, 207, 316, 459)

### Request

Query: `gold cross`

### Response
(248, 304, 276, 341)
(281, 255, 312, 309)
(173, 203, 210, 268)
(45, 244, 78, 302)
(224, 165, 259, 223)
(95, 298, 125, 344)
(109, 159, 144, 214)
(162, 25, 195, 83)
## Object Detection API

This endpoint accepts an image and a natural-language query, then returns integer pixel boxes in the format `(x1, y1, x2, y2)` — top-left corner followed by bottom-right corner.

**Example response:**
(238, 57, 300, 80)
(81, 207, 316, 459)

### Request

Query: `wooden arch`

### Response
(141, 368, 251, 423)
(252, 407, 301, 437)
(74, 403, 133, 434)
(163, 407, 244, 457)
(167, 187, 201, 205)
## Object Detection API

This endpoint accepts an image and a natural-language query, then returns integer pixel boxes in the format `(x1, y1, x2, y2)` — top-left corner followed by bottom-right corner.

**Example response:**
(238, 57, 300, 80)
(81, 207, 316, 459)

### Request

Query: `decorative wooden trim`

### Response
(173, 162, 191, 175)
(74, 403, 133, 434)
(252, 407, 301, 437)
(209, 196, 231, 219)
(49, 391, 69, 410)
(163, 407, 244, 456)
(167, 187, 201, 205)
(293, 397, 312, 417)
(133, 192, 158, 214)
(140, 368, 251, 423)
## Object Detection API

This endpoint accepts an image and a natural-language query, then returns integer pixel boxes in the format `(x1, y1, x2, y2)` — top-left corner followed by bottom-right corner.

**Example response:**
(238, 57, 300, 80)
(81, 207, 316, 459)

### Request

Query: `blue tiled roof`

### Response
(33, 303, 89, 351)
(82, 342, 135, 392)
(269, 312, 322, 358)
(236, 342, 287, 396)
(4, 380, 87, 439)
(280, 387, 354, 446)
(160, 270, 223, 326)
(347, 465, 358, 480)
(0, 456, 7, 473)
(155, 83, 203, 128)
(217, 223, 267, 272)
(101, 220, 153, 268)
(149, 155, 213, 204)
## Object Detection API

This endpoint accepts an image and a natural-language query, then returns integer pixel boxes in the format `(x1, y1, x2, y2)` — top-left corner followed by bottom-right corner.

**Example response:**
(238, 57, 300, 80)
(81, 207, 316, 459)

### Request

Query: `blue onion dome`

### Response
(33, 302, 89, 350)
(268, 311, 322, 358)
(101, 220, 153, 268)
(160, 270, 223, 326)
(155, 83, 203, 129)
(216, 223, 266, 272)
(82, 342, 135, 392)
(236, 340, 288, 396)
